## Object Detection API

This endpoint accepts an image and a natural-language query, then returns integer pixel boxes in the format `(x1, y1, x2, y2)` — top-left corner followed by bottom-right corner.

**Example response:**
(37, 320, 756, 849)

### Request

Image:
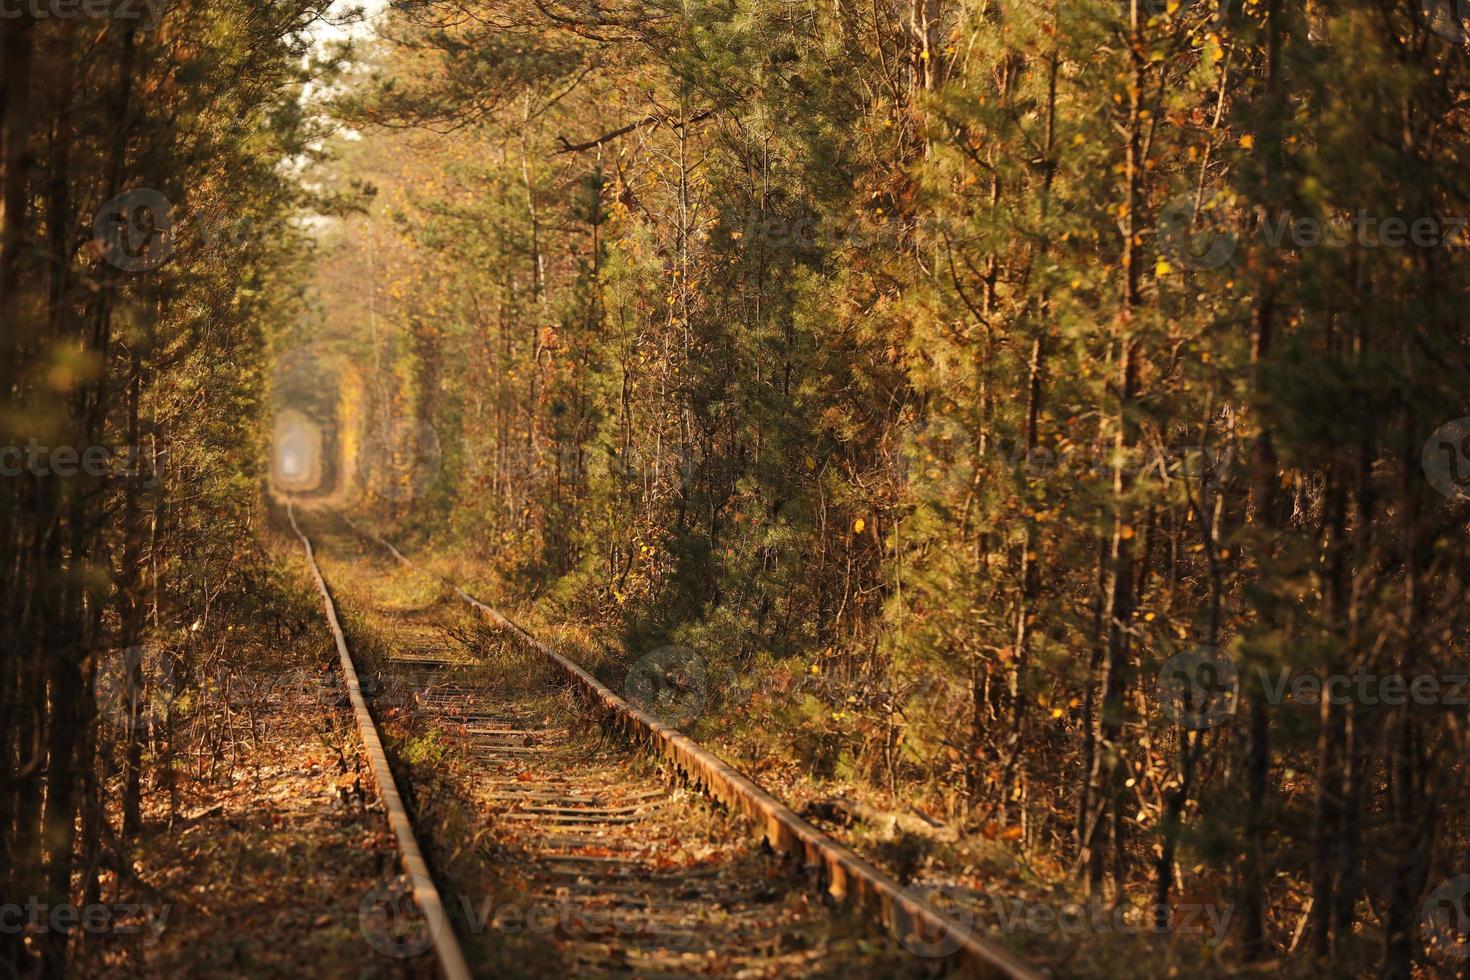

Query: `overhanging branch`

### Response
(556, 108, 715, 154)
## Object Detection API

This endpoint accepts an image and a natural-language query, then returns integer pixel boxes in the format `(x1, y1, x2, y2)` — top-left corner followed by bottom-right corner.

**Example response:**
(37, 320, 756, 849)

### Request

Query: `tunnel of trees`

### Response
(4, 0, 1470, 977)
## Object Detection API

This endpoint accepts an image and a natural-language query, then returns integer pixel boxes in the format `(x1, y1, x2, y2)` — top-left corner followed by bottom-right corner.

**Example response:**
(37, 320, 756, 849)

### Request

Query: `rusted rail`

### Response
(286, 502, 474, 980)
(345, 514, 1044, 980)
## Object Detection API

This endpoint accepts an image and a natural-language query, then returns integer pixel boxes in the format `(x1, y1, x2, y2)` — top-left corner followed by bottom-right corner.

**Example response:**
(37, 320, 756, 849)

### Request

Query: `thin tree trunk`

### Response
(1081, 0, 1145, 896)
(1241, 0, 1284, 958)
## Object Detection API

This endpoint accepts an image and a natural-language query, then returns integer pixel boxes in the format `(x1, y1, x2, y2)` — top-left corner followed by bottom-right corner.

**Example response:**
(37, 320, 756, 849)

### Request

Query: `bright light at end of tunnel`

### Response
(280, 446, 305, 479)
(272, 411, 324, 493)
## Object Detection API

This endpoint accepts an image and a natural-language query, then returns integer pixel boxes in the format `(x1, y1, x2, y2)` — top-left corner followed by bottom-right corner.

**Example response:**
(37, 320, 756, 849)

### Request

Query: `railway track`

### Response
(287, 503, 1042, 979)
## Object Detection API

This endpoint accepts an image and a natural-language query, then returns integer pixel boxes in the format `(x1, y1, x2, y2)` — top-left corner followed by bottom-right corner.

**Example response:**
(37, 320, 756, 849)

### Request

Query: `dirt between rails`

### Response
(300, 508, 935, 978)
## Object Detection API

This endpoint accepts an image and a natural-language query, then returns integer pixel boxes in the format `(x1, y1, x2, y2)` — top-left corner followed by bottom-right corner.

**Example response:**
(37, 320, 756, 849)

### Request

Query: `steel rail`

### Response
(344, 514, 1043, 980)
(286, 502, 474, 980)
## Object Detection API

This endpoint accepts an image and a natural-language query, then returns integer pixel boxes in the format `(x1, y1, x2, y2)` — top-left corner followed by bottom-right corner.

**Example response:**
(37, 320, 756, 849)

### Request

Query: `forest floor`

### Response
(73, 682, 432, 978)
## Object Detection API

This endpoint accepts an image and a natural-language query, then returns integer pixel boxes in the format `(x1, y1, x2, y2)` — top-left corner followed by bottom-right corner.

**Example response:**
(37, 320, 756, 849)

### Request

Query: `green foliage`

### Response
(305, 0, 1470, 969)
